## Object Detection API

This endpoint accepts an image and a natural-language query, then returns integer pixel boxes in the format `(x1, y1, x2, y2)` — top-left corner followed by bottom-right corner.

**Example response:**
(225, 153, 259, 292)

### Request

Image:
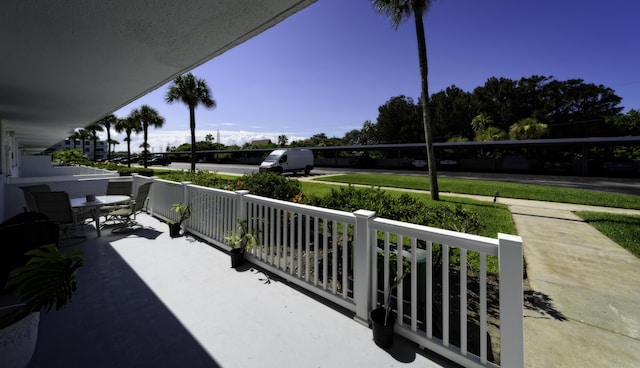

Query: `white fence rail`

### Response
(133, 175, 523, 367)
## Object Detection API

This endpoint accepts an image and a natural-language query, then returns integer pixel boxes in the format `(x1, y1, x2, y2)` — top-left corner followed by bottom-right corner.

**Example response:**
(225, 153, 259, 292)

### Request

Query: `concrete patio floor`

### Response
(28, 214, 456, 368)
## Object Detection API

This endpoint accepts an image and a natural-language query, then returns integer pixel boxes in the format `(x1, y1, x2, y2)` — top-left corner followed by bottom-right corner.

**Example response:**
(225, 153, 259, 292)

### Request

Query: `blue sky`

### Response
(109, 0, 640, 153)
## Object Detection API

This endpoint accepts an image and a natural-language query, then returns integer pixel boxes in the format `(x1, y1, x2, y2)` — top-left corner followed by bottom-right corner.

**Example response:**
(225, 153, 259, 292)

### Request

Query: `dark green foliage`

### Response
(375, 95, 423, 144)
(424, 205, 482, 234)
(430, 86, 476, 141)
(5, 244, 83, 314)
(117, 167, 154, 177)
(304, 185, 481, 234)
(93, 162, 120, 171)
(51, 148, 90, 166)
(156, 171, 302, 202)
(238, 172, 302, 201)
(159, 170, 229, 188)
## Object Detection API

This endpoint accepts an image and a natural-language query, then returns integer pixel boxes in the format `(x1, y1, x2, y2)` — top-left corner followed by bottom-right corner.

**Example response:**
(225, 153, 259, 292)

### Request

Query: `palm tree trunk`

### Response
(413, 8, 439, 200)
(126, 135, 132, 168)
(143, 124, 148, 168)
(106, 129, 111, 160)
(92, 136, 98, 161)
(190, 105, 196, 171)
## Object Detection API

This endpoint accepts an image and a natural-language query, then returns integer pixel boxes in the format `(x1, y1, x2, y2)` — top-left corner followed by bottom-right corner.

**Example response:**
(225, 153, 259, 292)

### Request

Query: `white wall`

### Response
(4, 175, 122, 221)
(20, 155, 55, 177)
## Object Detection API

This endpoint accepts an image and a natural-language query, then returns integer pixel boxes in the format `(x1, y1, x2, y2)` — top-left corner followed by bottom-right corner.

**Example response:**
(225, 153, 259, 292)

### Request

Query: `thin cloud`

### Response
(103, 129, 310, 153)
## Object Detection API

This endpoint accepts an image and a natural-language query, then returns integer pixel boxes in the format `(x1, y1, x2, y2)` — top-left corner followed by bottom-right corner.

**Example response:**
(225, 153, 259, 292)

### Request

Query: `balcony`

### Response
(4, 173, 523, 367)
(28, 213, 459, 367)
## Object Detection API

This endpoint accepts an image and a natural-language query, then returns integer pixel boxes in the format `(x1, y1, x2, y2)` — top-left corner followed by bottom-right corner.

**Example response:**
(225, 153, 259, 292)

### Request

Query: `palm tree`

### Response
(68, 131, 81, 149)
(166, 73, 216, 171)
(84, 122, 104, 161)
(131, 105, 165, 168)
(96, 114, 117, 160)
(278, 134, 288, 147)
(372, 0, 439, 200)
(108, 138, 120, 156)
(115, 117, 142, 168)
(76, 129, 91, 157)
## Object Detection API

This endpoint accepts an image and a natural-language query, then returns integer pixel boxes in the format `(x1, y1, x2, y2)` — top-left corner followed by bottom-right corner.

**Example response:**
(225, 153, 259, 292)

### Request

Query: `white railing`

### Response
(368, 217, 523, 368)
(241, 193, 358, 312)
(133, 175, 523, 367)
(186, 185, 239, 246)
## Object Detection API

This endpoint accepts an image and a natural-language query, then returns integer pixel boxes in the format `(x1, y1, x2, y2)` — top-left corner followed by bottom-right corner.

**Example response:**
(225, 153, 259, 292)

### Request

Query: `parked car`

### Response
(411, 159, 427, 168)
(602, 160, 637, 176)
(140, 156, 171, 166)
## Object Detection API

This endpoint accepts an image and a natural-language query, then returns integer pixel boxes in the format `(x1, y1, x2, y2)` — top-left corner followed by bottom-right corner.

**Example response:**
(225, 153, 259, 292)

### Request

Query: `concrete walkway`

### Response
(306, 175, 640, 367)
(503, 199, 640, 367)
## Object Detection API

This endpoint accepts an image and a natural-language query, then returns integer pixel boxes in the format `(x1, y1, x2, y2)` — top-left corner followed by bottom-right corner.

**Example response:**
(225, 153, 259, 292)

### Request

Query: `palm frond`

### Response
(5, 245, 83, 313)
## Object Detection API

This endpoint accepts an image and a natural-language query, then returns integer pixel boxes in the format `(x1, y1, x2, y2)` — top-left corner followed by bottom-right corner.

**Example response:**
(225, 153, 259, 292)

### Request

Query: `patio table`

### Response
(71, 195, 130, 237)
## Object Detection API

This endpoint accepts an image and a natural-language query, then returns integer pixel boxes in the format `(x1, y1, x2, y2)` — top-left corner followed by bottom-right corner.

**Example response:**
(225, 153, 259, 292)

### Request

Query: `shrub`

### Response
(304, 185, 482, 234)
(93, 162, 120, 171)
(424, 204, 481, 234)
(117, 167, 154, 177)
(159, 170, 228, 187)
(304, 186, 414, 219)
(51, 148, 90, 166)
(238, 172, 302, 201)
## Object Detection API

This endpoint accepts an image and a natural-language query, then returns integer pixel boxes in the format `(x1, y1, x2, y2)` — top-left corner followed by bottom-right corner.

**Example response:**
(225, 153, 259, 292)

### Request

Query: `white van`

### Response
(259, 149, 314, 175)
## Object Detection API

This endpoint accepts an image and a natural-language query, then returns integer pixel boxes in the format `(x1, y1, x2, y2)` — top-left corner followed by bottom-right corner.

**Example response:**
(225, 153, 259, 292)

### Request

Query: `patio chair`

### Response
(19, 184, 51, 212)
(101, 180, 134, 221)
(108, 182, 152, 233)
(30, 191, 87, 239)
(106, 180, 133, 196)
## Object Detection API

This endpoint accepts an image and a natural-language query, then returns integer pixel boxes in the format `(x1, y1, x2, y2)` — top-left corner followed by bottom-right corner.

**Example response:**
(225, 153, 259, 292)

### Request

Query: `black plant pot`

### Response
(370, 307, 396, 349)
(169, 222, 181, 238)
(230, 247, 245, 268)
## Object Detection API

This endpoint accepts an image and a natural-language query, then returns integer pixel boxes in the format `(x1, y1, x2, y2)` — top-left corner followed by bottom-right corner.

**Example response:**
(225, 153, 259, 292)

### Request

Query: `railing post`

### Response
(148, 176, 155, 216)
(353, 209, 376, 326)
(235, 190, 250, 233)
(181, 181, 192, 228)
(498, 233, 524, 368)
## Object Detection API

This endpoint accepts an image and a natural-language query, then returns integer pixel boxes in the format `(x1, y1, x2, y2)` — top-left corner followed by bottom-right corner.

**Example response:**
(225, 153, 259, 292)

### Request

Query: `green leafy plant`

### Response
(51, 148, 90, 166)
(159, 170, 230, 188)
(378, 251, 411, 325)
(2, 244, 83, 328)
(170, 203, 191, 224)
(238, 172, 302, 201)
(225, 218, 259, 251)
(116, 167, 154, 177)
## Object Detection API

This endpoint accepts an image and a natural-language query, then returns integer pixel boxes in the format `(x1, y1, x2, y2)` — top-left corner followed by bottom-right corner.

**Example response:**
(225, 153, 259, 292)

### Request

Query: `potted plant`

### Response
(370, 250, 410, 349)
(225, 218, 259, 268)
(1, 244, 83, 368)
(168, 203, 190, 238)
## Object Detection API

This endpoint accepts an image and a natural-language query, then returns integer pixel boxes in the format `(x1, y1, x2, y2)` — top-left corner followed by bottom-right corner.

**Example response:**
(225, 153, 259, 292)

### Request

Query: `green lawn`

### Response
(575, 211, 640, 258)
(314, 174, 640, 209)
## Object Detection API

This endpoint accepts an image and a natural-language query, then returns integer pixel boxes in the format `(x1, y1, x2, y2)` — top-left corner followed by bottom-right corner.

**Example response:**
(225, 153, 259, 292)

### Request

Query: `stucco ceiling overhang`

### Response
(0, 0, 315, 150)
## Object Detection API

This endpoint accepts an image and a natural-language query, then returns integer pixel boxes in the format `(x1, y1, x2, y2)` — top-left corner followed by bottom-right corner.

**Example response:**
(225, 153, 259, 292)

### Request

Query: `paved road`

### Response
(167, 162, 640, 196)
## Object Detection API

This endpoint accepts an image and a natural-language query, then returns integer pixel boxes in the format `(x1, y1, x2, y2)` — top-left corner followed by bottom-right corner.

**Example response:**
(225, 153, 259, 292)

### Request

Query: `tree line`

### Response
(69, 74, 639, 165)
(342, 75, 637, 146)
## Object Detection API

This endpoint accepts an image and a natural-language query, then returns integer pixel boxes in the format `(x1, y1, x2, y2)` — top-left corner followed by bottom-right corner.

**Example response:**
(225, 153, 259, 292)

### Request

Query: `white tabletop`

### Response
(70, 195, 131, 208)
